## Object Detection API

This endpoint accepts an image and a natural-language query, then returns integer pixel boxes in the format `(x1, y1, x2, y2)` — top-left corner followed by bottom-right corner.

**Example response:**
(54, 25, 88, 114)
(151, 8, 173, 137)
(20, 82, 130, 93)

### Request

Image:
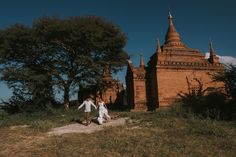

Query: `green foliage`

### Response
(33, 16, 127, 106)
(177, 65, 236, 120)
(178, 91, 236, 121)
(178, 91, 236, 120)
(0, 24, 55, 111)
(0, 16, 128, 112)
(214, 64, 236, 101)
(1, 92, 61, 114)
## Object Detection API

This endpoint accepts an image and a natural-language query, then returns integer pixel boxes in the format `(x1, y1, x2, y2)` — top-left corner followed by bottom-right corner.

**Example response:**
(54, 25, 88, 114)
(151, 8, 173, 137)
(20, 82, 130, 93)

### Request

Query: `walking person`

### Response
(78, 97, 97, 126)
(97, 98, 111, 125)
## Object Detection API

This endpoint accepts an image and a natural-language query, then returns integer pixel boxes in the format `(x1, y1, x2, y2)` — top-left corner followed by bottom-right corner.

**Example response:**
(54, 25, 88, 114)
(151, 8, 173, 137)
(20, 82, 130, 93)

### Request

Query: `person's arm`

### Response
(103, 102, 107, 109)
(91, 102, 97, 109)
(78, 102, 85, 110)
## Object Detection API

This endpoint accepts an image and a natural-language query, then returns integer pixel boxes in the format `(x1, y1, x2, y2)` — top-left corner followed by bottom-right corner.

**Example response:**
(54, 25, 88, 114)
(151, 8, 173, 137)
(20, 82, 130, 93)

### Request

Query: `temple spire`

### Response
(139, 53, 145, 68)
(168, 12, 173, 26)
(209, 40, 216, 57)
(164, 12, 186, 49)
(208, 40, 219, 63)
(156, 38, 161, 53)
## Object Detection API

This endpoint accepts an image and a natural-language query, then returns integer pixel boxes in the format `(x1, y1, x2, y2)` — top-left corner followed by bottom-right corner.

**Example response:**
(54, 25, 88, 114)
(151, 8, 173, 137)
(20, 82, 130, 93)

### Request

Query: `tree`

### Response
(214, 64, 236, 101)
(33, 16, 127, 109)
(0, 24, 54, 110)
(0, 16, 128, 111)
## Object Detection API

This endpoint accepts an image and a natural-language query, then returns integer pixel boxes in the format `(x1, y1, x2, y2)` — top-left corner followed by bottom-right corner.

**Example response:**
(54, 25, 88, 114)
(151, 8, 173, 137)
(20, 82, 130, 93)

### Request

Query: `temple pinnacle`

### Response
(209, 40, 215, 56)
(139, 53, 145, 68)
(164, 12, 186, 49)
(157, 38, 161, 53)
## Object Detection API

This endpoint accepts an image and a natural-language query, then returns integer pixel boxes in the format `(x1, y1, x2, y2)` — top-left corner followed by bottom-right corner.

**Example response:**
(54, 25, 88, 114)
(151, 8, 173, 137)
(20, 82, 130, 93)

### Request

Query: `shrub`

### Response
(1, 93, 62, 115)
(178, 90, 236, 120)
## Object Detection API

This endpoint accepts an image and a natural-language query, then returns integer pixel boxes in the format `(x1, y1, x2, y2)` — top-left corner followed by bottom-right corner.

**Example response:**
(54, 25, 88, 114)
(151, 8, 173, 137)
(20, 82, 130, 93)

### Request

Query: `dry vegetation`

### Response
(0, 108, 236, 157)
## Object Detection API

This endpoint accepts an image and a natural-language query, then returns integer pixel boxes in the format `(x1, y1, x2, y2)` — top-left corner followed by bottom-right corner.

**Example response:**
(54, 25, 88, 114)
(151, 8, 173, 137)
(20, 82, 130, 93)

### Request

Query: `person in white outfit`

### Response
(97, 98, 111, 125)
(78, 97, 97, 126)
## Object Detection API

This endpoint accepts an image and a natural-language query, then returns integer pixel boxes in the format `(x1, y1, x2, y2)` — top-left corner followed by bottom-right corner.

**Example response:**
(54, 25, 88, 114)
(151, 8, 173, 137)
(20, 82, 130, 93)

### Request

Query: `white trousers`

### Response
(97, 108, 111, 124)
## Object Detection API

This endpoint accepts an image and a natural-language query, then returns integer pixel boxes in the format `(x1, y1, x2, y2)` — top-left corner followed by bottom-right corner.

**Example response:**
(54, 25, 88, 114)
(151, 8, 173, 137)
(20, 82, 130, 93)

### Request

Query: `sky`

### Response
(0, 0, 236, 101)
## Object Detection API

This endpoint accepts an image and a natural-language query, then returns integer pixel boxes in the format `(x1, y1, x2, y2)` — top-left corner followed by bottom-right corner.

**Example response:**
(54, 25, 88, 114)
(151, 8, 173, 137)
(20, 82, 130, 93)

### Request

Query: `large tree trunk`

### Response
(64, 84, 70, 111)
(47, 75, 54, 106)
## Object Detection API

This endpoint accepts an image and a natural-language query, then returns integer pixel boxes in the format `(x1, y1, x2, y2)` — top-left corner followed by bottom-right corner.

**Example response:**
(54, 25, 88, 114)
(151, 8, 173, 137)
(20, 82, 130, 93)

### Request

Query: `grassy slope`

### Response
(0, 109, 236, 157)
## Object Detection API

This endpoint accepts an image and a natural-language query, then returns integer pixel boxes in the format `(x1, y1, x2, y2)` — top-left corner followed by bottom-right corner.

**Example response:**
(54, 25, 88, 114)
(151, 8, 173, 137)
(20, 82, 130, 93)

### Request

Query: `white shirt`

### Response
(78, 100, 97, 112)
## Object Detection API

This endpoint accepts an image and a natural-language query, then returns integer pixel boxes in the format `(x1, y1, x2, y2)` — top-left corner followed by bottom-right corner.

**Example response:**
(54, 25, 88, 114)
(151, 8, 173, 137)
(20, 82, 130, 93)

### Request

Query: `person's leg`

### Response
(87, 112, 91, 124)
(84, 112, 87, 125)
(97, 116, 103, 124)
(98, 110, 103, 124)
(85, 112, 90, 126)
(104, 109, 111, 120)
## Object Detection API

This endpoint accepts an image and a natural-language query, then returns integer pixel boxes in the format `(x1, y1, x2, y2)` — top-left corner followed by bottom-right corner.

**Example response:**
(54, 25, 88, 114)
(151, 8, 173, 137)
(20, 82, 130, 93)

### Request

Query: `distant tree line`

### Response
(0, 16, 128, 113)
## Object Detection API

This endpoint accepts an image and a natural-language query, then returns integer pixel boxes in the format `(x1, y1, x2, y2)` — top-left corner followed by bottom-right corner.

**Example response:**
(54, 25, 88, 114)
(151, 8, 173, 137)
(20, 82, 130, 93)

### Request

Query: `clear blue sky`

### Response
(0, 0, 235, 101)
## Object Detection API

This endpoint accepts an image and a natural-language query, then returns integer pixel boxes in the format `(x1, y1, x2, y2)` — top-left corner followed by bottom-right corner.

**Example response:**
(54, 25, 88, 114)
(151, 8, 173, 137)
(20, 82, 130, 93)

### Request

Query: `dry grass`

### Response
(0, 110, 236, 157)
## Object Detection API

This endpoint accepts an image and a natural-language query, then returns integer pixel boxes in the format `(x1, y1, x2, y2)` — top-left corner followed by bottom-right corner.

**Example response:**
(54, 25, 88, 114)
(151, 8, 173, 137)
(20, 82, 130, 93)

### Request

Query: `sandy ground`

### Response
(47, 117, 129, 136)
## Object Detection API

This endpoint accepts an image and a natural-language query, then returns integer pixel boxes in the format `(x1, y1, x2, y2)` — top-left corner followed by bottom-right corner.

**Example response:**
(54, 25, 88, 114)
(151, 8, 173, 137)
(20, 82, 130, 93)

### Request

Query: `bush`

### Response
(177, 65, 236, 120)
(178, 91, 236, 120)
(1, 94, 62, 114)
(214, 64, 236, 101)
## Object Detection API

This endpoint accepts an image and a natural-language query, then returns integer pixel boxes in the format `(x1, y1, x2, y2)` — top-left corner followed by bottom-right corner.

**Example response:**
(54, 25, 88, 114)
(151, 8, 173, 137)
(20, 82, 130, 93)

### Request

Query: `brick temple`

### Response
(78, 67, 124, 106)
(126, 13, 224, 111)
(98, 68, 124, 105)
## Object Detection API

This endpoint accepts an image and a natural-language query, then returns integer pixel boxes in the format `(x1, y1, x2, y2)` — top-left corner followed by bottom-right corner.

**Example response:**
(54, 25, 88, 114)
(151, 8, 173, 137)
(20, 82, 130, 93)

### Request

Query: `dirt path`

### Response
(0, 117, 129, 156)
(47, 117, 129, 136)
